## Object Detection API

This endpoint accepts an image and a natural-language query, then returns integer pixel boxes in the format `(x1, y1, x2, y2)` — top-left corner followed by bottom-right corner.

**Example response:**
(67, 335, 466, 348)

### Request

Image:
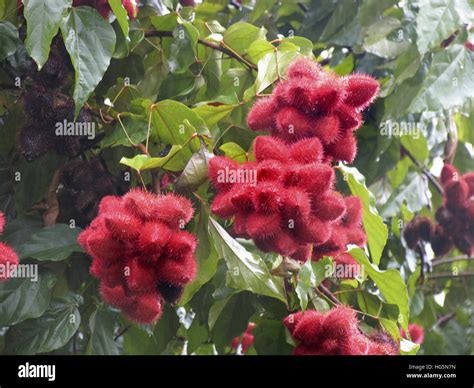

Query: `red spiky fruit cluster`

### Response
(72, 0, 139, 19)
(400, 323, 424, 345)
(209, 136, 352, 260)
(283, 306, 399, 355)
(231, 322, 255, 354)
(78, 189, 197, 324)
(0, 212, 19, 282)
(404, 164, 473, 256)
(435, 164, 474, 256)
(247, 58, 379, 163)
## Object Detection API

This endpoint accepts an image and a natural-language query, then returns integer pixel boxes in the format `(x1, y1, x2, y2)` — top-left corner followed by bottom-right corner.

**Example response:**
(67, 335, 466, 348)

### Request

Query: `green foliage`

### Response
(0, 0, 472, 356)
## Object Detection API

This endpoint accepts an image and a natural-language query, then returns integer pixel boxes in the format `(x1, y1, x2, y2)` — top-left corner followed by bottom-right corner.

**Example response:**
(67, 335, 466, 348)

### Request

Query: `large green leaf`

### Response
(408, 44, 474, 112)
(255, 49, 299, 93)
(86, 309, 119, 355)
(5, 293, 81, 355)
(209, 217, 287, 304)
(120, 145, 184, 172)
(15, 224, 83, 261)
(253, 320, 292, 355)
(209, 291, 256, 351)
(168, 22, 199, 74)
(222, 22, 267, 55)
(0, 21, 19, 61)
(60, 7, 116, 116)
(416, 0, 474, 55)
(108, 0, 129, 39)
(0, 269, 57, 327)
(23, 0, 72, 68)
(338, 164, 388, 265)
(350, 248, 409, 330)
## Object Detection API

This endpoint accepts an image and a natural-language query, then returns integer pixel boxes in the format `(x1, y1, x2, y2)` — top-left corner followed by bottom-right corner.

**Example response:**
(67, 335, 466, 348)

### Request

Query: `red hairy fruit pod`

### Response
(440, 163, 459, 186)
(367, 331, 399, 355)
(246, 58, 379, 163)
(78, 190, 197, 324)
(312, 196, 366, 262)
(400, 323, 424, 345)
(0, 212, 20, 282)
(209, 136, 349, 259)
(403, 216, 435, 249)
(283, 306, 398, 355)
(430, 225, 453, 257)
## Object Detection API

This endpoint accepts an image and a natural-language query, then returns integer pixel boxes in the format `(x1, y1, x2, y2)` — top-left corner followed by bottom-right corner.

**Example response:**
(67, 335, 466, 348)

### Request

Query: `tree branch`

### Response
(427, 272, 474, 280)
(317, 284, 341, 305)
(432, 256, 474, 267)
(144, 30, 258, 71)
(400, 144, 444, 194)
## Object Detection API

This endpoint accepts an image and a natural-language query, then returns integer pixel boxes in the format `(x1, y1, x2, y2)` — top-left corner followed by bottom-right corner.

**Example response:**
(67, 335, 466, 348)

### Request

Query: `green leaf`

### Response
(192, 103, 235, 128)
(87, 309, 118, 355)
(0, 269, 57, 327)
(120, 145, 184, 172)
(219, 142, 247, 162)
(180, 204, 220, 305)
(5, 293, 81, 355)
(223, 22, 267, 55)
(210, 291, 256, 352)
(408, 44, 474, 113)
(0, 21, 19, 61)
(108, 0, 129, 39)
(338, 164, 388, 265)
(168, 22, 199, 74)
(150, 99, 208, 145)
(295, 259, 315, 310)
(311, 257, 333, 286)
(400, 132, 429, 163)
(175, 147, 214, 191)
(253, 320, 292, 355)
(15, 224, 83, 262)
(255, 49, 299, 93)
(416, 0, 474, 55)
(60, 7, 116, 116)
(24, 0, 72, 69)
(209, 217, 287, 304)
(350, 248, 409, 330)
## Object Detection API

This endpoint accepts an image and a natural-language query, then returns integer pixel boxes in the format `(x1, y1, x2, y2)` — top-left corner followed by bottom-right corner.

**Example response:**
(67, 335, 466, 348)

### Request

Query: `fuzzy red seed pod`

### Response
(253, 183, 283, 213)
(336, 104, 362, 131)
(445, 180, 469, 210)
(344, 74, 380, 111)
(309, 74, 346, 113)
(274, 106, 313, 141)
(403, 216, 435, 249)
(400, 323, 424, 345)
(294, 216, 331, 245)
(122, 0, 139, 19)
(231, 336, 240, 349)
(463, 172, 474, 195)
(286, 57, 322, 80)
(281, 188, 312, 221)
(79, 190, 197, 324)
(247, 97, 276, 131)
(333, 253, 360, 280)
(208, 156, 240, 192)
(440, 163, 459, 186)
(257, 160, 285, 182)
(156, 252, 197, 286)
(289, 137, 324, 164)
(138, 221, 172, 258)
(122, 292, 163, 325)
(246, 212, 282, 238)
(246, 322, 256, 334)
(0, 243, 19, 282)
(0, 212, 4, 234)
(311, 192, 346, 221)
(367, 331, 399, 355)
(276, 78, 315, 113)
(311, 115, 341, 145)
(325, 131, 358, 163)
(210, 191, 238, 218)
(253, 136, 287, 162)
(430, 225, 453, 257)
(285, 306, 397, 356)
